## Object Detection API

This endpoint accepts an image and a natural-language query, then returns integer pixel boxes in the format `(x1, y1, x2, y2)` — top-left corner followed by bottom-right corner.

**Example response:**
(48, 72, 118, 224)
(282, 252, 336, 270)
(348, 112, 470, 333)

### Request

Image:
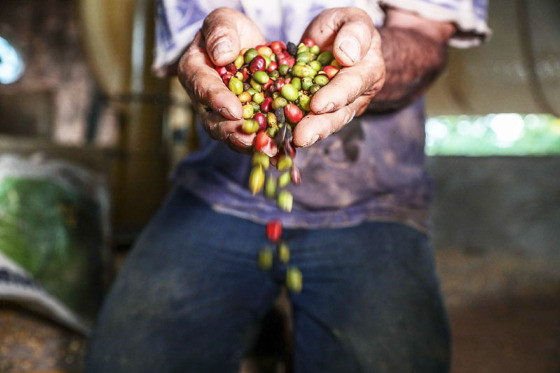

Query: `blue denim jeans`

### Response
(87, 187, 450, 372)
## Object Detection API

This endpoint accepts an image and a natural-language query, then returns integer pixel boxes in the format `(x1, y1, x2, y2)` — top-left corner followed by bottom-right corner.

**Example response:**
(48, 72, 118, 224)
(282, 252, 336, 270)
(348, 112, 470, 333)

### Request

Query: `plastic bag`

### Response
(0, 154, 110, 333)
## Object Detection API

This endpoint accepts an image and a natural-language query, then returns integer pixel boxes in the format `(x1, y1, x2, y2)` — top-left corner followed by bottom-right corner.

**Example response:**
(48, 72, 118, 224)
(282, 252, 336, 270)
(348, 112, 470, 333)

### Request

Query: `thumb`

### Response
(333, 18, 374, 66)
(302, 8, 374, 66)
(201, 8, 243, 66)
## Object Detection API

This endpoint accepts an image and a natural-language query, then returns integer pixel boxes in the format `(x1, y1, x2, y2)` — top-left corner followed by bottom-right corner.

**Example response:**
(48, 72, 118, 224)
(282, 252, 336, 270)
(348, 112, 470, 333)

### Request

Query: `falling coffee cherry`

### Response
(266, 220, 282, 243)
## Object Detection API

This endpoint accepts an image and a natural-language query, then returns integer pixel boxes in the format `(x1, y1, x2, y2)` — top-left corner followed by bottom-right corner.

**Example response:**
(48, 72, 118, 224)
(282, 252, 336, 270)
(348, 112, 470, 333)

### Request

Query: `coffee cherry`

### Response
(278, 171, 291, 188)
(254, 112, 267, 131)
(244, 48, 258, 64)
(250, 55, 266, 73)
(277, 190, 293, 212)
(281, 84, 299, 102)
(249, 165, 265, 195)
(229, 76, 243, 95)
(252, 152, 270, 170)
(291, 166, 301, 184)
(253, 71, 270, 85)
(242, 119, 259, 134)
(266, 220, 282, 242)
(284, 104, 303, 123)
(277, 155, 293, 171)
(277, 242, 290, 263)
(302, 38, 315, 48)
(258, 247, 274, 270)
(323, 65, 339, 79)
(265, 174, 277, 199)
(286, 266, 302, 293)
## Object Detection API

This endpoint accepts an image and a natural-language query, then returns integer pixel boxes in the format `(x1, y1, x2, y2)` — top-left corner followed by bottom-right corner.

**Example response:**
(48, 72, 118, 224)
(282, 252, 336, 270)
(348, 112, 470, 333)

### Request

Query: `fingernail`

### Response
(305, 134, 320, 147)
(213, 39, 232, 61)
(218, 107, 241, 120)
(347, 110, 356, 124)
(319, 102, 334, 114)
(230, 134, 252, 147)
(338, 37, 360, 64)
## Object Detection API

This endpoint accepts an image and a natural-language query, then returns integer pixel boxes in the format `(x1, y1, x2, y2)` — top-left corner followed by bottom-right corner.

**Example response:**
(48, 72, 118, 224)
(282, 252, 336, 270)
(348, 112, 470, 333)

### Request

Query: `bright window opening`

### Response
(425, 114, 560, 156)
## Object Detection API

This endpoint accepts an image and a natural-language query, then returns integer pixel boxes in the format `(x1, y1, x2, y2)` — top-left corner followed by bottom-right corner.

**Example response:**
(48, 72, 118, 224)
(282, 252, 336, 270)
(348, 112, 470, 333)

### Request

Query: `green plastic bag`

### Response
(0, 155, 110, 325)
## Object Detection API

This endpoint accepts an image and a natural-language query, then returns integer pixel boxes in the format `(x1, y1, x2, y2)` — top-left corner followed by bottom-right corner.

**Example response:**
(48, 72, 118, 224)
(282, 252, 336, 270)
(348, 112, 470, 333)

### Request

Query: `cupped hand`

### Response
(177, 8, 267, 153)
(293, 7, 386, 147)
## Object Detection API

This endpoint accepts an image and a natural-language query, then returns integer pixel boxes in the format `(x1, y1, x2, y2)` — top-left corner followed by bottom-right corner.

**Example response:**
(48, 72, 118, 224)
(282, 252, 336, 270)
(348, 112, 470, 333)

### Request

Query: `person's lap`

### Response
(87, 187, 449, 372)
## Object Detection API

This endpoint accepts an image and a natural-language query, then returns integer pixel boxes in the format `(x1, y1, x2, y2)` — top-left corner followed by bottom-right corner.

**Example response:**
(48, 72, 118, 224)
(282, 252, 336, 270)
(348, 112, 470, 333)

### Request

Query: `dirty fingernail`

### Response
(319, 102, 335, 114)
(305, 134, 320, 147)
(338, 37, 360, 64)
(213, 39, 232, 61)
(230, 133, 252, 147)
(219, 107, 241, 120)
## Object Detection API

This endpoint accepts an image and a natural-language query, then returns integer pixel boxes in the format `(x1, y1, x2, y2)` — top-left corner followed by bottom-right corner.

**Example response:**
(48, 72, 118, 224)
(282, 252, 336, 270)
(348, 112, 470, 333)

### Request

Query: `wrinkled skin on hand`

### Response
(178, 7, 386, 152)
(178, 7, 267, 153)
(294, 7, 386, 147)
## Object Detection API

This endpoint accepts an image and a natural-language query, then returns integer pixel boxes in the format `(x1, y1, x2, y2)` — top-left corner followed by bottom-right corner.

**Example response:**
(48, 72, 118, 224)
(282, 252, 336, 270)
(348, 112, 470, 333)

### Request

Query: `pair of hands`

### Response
(178, 7, 386, 153)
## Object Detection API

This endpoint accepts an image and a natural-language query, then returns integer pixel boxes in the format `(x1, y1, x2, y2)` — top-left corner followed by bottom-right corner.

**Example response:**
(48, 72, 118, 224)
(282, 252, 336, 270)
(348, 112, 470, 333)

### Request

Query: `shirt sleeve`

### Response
(153, 0, 243, 76)
(379, 0, 491, 48)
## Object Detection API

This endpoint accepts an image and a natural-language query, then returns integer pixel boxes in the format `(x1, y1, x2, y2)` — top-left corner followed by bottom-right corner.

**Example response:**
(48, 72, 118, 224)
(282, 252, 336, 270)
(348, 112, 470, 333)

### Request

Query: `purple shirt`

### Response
(155, 0, 489, 230)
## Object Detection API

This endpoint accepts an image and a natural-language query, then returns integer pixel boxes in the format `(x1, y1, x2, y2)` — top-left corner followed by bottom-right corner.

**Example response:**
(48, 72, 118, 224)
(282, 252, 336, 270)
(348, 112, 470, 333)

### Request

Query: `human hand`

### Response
(177, 8, 267, 153)
(293, 8, 386, 147)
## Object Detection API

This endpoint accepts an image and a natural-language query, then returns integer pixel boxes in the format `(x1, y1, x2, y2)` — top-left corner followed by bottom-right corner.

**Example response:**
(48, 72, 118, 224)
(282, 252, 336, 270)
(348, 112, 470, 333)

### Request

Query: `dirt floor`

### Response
(1, 249, 559, 372)
(437, 250, 560, 373)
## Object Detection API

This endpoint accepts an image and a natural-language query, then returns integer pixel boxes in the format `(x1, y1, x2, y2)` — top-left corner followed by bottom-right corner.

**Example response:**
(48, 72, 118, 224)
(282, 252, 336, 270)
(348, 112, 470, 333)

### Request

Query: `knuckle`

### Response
(204, 121, 221, 140)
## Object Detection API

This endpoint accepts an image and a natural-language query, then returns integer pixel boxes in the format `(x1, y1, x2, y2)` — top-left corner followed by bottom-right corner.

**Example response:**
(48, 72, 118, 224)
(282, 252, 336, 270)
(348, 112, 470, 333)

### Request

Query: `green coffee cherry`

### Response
(249, 165, 265, 194)
(277, 155, 293, 170)
(277, 190, 293, 212)
(266, 126, 278, 138)
(309, 84, 321, 94)
(242, 104, 254, 119)
(229, 77, 243, 95)
(252, 152, 270, 170)
(234, 55, 244, 69)
(277, 242, 290, 263)
(279, 64, 289, 76)
(242, 119, 259, 134)
(263, 55, 271, 69)
(244, 48, 258, 64)
(250, 79, 262, 92)
(314, 74, 329, 86)
(298, 94, 311, 112)
(281, 84, 299, 102)
(309, 60, 322, 72)
(253, 71, 270, 84)
(265, 175, 277, 199)
(292, 64, 314, 78)
(302, 77, 314, 91)
(267, 112, 277, 127)
(286, 266, 302, 293)
(291, 77, 301, 91)
(296, 51, 312, 63)
(253, 92, 265, 104)
(258, 247, 274, 270)
(278, 171, 291, 188)
(272, 97, 288, 110)
(317, 51, 334, 66)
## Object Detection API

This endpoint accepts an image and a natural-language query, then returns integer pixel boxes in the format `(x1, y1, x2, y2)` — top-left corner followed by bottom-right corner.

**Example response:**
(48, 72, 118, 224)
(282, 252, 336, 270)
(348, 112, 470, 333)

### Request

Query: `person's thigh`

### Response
(287, 222, 450, 373)
(87, 188, 281, 373)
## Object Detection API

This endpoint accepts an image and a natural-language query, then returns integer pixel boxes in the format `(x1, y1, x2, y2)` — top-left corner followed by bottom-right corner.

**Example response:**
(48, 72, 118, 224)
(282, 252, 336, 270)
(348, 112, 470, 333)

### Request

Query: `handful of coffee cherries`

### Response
(216, 38, 341, 293)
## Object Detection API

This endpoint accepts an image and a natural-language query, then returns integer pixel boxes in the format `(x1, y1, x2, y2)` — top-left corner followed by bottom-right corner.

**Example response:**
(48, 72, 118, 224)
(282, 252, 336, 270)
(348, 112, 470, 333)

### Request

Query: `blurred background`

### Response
(0, 0, 558, 372)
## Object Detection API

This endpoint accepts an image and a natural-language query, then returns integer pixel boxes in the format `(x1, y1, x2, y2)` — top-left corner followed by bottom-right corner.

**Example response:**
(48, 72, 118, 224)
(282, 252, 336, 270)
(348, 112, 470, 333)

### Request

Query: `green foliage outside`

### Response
(425, 114, 560, 156)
